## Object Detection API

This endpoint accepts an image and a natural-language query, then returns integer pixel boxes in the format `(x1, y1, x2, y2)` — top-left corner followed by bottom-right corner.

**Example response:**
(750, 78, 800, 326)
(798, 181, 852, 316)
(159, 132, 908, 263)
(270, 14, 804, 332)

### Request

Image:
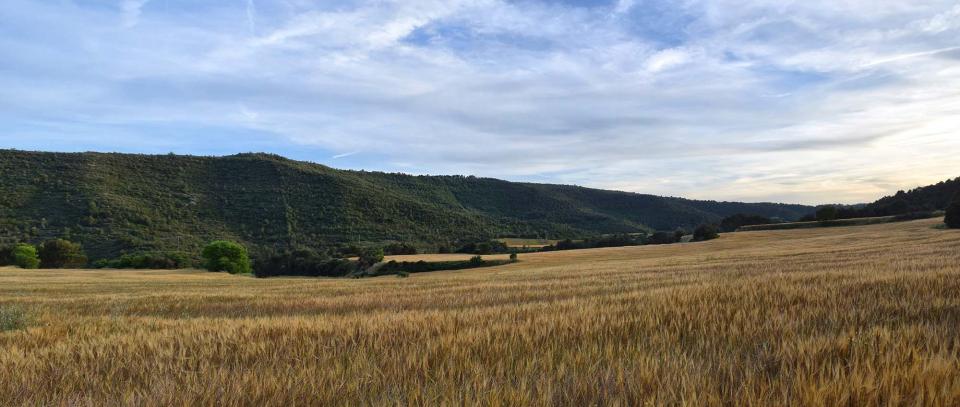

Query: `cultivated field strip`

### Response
(2, 219, 960, 405)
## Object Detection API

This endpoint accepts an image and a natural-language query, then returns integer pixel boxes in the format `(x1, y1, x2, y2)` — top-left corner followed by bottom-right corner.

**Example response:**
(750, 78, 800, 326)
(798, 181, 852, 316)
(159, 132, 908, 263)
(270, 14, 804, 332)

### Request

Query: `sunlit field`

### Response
(2, 219, 960, 405)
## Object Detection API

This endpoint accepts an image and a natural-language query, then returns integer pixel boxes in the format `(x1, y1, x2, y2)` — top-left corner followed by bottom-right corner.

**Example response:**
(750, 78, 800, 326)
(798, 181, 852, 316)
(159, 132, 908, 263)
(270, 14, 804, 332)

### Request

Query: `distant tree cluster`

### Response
(719, 214, 775, 232)
(693, 224, 719, 242)
(384, 242, 418, 255)
(93, 252, 192, 269)
(456, 240, 510, 255)
(0, 239, 86, 269)
(201, 241, 251, 274)
(0, 244, 40, 269)
(946, 193, 960, 229)
(253, 249, 357, 278)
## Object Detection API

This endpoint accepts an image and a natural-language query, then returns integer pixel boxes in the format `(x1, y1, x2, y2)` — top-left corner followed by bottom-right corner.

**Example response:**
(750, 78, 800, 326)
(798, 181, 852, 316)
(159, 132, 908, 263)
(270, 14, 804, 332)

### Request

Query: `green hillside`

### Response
(0, 150, 813, 260)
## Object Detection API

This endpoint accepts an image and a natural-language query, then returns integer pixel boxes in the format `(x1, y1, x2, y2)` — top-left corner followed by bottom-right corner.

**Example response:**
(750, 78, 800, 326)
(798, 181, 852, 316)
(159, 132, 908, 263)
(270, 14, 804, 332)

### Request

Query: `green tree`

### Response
(693, 224, 719, 242)
(201, 241, 251, 274)
(816, 206, 839, 221)
(358, 247, 384, 267)
(12, 244, 40, 269)
(38, 239, 87, 268)
(945, 194, 960, 229)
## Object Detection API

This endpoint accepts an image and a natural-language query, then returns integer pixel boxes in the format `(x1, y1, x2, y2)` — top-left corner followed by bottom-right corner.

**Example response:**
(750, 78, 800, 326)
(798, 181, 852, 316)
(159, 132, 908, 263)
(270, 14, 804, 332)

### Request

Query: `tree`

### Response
(201, 241, 251, 274)
(0, 246, 12, 266)
(693, 224, 720, 242)
(38, 239, 87, 268)
(12, 244, 40, 269)
(719, 214, 773, 233)
(358, 247, 384, 268)
(946, 194, 960, 229)
(816, 206, 839, 221)
(649, 231, 678, 245)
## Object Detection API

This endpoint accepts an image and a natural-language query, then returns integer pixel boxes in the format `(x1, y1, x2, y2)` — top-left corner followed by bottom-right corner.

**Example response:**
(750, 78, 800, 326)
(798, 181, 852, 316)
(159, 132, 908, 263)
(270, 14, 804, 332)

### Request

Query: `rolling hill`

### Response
(0, 150, 813, 260)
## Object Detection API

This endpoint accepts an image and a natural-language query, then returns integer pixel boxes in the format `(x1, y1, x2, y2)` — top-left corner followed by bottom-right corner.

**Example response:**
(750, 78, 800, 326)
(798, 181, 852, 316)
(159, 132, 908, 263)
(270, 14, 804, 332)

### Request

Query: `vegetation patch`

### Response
(738, 211, 944, 232)
(361, 256, 514, 277)
(0, 306, 29, 332)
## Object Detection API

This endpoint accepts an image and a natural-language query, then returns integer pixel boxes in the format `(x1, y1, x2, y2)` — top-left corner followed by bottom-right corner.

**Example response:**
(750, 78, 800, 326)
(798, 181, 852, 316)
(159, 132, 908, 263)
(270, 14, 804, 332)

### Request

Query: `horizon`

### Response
(2, 1, 959, 205)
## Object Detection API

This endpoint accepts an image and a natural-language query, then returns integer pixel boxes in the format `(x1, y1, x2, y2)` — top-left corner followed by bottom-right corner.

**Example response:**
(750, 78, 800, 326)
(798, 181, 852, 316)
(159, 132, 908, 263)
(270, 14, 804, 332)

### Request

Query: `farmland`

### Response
(2, 218, 960, 405)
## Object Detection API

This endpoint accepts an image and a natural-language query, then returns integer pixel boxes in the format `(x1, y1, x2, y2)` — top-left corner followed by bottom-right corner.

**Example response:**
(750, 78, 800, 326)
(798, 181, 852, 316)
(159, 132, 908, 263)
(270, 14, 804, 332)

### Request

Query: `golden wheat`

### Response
(2, 218, 959, 406)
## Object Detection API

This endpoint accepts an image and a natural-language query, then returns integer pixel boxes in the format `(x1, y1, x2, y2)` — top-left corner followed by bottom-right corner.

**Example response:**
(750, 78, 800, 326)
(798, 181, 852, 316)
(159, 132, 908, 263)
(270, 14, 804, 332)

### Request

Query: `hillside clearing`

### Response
(2, 218, 960, 405)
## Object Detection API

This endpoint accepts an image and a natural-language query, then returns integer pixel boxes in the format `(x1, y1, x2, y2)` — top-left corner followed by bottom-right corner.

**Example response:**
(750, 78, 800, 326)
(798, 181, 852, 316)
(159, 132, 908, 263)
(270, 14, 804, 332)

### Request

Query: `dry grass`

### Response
(2, 219, 960, 406)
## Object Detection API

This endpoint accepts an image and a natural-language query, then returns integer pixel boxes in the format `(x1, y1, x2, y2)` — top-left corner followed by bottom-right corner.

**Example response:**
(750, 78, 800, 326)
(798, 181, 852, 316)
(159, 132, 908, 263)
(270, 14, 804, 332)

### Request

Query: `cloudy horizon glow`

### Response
(1, 0, 959, 205)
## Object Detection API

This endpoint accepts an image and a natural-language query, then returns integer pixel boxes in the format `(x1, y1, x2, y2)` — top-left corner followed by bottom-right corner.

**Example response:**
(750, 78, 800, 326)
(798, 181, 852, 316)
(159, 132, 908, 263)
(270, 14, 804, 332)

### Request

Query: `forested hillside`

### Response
(862, 178, 960, 215)
(0, 150, 813, 260)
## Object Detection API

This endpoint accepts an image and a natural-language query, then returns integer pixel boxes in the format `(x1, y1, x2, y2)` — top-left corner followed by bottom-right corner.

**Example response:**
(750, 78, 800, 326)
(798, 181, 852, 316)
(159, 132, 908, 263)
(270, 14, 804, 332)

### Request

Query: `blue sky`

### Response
(1, 0, 959, 204)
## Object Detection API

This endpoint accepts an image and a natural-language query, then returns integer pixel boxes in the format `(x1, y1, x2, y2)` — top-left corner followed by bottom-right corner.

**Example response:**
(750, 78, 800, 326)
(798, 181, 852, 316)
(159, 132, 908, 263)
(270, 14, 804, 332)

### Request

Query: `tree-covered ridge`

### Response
(0, 150, 813, 260)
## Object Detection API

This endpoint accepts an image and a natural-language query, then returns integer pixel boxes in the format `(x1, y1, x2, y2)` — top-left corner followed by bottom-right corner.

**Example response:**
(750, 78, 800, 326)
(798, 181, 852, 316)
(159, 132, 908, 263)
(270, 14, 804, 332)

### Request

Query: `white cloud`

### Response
(120, 0, 149, 28)
(2, 0, 960, 204)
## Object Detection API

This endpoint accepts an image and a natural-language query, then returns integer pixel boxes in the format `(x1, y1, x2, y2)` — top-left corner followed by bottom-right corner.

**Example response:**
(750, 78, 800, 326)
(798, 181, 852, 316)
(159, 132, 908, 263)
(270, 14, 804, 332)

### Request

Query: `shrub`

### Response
(693, 224, 719, 242)
(649, 231, 679, 245)
(201, 241, 251, 274)
(384, 243, 418, 256)
(94, 252, 192, 269)
(457, 240, 509, 255)
(509, 252, 518, 262)
(0, 306, 28, 332)
(719, 214, 773, 232)
(373, 257, 513, 277)
(358, 247, 384, 268)
(946, 198, 960, 229)
(816, 206, 839, 222)
(0, 246, 12, 266)
(253, 249, 357, 278)
(12, 244, 40, 269)
(38, 239, 87, 268)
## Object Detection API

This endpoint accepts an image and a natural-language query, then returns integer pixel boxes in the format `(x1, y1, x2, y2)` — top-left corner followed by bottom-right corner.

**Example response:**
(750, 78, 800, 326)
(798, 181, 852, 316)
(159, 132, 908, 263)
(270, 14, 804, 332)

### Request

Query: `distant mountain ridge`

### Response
(0, 150, 814, 260)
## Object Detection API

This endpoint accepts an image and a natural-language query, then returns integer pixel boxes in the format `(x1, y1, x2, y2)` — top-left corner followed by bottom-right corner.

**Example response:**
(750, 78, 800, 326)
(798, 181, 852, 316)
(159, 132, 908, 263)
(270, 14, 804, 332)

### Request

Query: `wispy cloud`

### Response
(245, 0, 257, 35)
(1, 0, 959, 204)
(332, 151, 359, 159)
(120, 0, 150, 28)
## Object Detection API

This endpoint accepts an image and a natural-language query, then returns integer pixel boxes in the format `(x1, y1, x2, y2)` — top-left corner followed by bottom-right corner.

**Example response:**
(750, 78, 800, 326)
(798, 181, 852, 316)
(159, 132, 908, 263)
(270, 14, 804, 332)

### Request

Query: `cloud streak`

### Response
(0, 0, 959, 204)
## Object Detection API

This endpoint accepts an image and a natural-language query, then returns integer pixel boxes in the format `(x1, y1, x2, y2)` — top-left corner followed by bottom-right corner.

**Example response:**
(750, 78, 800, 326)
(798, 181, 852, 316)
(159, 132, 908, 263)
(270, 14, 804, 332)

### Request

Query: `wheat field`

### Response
(2, 218, 960, 406)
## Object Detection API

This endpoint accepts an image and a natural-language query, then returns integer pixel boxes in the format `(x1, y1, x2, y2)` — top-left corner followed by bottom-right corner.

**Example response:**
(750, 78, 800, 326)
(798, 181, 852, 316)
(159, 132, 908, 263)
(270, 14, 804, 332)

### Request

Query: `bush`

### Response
(373, 257, 513, 277)
(0, 246, 12, 266)
(648, 231, 679, 245)
(252, 249, 357, 278)
(38, 239, 87, 268)
(457, 240, 509, 255)
(693, 224, 719, 242)
(509, 252, 518, 262)
(384, 243, 418, 256)
(946, 198, 960, 229)
(719, 214, 773, 232)
(201, 241, 251, 274)
(816, 206, 839, 222)
(94, 252, 192, 269)
(12, 244, 40, 269)
(358, 247, 384, 268)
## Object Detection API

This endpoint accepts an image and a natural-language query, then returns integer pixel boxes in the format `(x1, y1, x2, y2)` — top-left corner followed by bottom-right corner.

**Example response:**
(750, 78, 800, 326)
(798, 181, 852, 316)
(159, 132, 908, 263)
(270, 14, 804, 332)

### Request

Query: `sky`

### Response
(1, 0, 959, 205)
